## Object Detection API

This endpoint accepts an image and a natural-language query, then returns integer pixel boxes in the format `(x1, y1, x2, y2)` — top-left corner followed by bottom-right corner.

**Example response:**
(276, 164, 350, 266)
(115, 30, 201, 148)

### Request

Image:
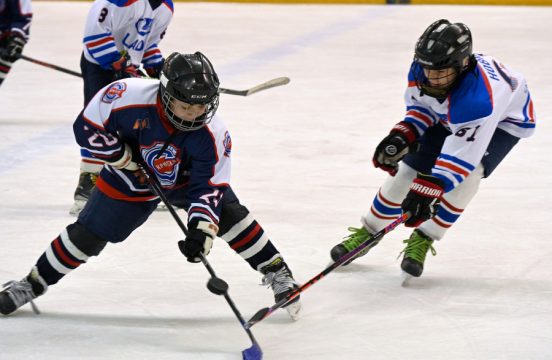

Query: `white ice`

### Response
(1, 2, 551, 359)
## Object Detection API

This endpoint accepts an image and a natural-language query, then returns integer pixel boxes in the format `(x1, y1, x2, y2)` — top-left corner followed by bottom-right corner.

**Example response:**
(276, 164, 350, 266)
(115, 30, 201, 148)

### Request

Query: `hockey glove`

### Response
(112, 54, 139, 80)
(107, 144, 139, 171)
(180, 221, 218, 263)
(373, 121, 419, 176)
(0, 34, 26, 63)
(401, 173, 444, 228)
(144, 60, 164, 79)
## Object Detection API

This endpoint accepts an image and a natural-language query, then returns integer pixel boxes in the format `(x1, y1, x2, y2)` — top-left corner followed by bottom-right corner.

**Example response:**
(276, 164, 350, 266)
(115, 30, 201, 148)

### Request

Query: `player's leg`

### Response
(401, 128, 520, 277)
(217, 187, 302, 319)
(0, 37, 12, 87)
(70, 53, 115, 216)
(1, 189, 158, 315)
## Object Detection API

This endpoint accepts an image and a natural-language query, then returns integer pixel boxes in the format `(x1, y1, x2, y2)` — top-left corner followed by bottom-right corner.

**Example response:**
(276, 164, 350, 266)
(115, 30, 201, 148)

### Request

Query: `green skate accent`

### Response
(342, 226, 373, 252)
(399, 230, 436, 264)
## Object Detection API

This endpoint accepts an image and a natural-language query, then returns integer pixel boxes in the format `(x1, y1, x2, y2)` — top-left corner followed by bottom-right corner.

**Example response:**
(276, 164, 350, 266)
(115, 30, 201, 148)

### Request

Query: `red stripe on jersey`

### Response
(406, 110, 433, 127)
(53, 237, 81, 268)
(0, 64, 10, 72)
(82, 158, 105, 165)
(231, 224, 261, 250)
(432, 216, 452, 228)
(144, 49, 161, 58)
(440, 197, 464, 213)
(408, 81, 417, 87)
(377, 191, 400, 207)
(86, 36, 115, 49)
(435, 160, 469, 177)
(96, 176, 157, 202)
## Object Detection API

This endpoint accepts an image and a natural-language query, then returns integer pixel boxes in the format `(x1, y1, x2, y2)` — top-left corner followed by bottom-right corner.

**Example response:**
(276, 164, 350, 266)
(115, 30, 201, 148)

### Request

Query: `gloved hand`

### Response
(107, 143, 139, 171)
(179, 221, 218, 263)
(112, 54, 139, 80)
(372, 121, 419, 176)
(401, 173, 444, 228)
(0, 34, 26, 63)
(144, 60, 163, 79)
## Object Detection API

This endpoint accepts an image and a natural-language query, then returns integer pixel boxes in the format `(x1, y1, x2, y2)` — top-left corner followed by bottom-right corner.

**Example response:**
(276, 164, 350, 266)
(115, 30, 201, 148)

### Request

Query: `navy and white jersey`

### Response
(73, 78, 232, 226)
(82, 0, 173, 70)
(0, 0, 32, 40)
(403, 54, 536, 192)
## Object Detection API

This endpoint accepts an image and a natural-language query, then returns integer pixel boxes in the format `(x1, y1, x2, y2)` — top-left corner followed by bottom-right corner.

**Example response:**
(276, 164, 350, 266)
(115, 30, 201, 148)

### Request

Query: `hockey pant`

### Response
(34, 186, 283, 286)
(363, 125, 520, 241)
(0, 57, 13, 87)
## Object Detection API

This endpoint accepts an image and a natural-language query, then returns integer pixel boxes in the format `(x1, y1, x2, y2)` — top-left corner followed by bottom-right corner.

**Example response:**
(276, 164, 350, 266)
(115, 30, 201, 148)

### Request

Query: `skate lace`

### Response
(2, 280, 40, 314)
(398, 236, 436, 263)
(261, 268, 296, 296)
(342, 227, 372, 252)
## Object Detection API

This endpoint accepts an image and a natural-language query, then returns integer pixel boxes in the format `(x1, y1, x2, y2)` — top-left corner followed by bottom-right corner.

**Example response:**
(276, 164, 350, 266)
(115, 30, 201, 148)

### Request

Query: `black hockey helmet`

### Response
(412, 19, 473, 97)
(159, 52, 220, 131)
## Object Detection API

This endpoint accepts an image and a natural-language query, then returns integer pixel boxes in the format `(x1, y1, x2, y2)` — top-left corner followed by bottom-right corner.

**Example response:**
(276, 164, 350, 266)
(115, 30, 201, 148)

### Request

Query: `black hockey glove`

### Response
(112, 54, 139, 80)
(179, 220, 218, 263)
(401, 173, 444, 228)
(372, 121, 419, 176)
(0, 34, 26, 63)
(144, 60, 164, 79)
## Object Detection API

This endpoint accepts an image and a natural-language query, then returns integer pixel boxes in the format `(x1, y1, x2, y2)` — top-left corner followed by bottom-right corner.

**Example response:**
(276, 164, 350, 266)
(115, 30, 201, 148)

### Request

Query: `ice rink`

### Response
(1, 2, 551, 359)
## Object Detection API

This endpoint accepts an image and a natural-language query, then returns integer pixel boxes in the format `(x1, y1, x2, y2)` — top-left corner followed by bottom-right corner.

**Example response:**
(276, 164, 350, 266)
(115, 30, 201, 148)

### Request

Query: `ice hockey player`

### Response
(330, 19, 535, 278)
(0, 52, 301, 320)
(0, 0, 32, 87)
(71, 0, 173, 215)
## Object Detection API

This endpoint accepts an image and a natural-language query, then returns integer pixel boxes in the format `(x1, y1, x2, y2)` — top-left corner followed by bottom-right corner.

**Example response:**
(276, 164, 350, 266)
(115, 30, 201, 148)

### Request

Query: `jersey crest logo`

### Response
(102, 82, 127, 103)
(142, 142, 180, 187)
(223, 131, 232, 157)
(135, 18, 154, 36)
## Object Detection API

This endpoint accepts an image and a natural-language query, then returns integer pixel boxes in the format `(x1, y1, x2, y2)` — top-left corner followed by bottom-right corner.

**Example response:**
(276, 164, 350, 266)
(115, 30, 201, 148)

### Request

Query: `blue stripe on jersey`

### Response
(502, 119, 536, 129)
(522, 93, 531, 122)
(404, 116, 430, 132)
(432, 173, 454, 192)
(106, 0, 136, 7)
(163, 0, 174, 11)
(83, 33, 112, 43)
(436, 207, 461, 224)
(143, 54, 163, 63)
(372, 196, 402, 216)
(439, 153, 476, 171)
(90, 51, 121, 68)
(88, 43, 117, 55)
(406, 105, 437, 121)
(448, 66, 493, 125)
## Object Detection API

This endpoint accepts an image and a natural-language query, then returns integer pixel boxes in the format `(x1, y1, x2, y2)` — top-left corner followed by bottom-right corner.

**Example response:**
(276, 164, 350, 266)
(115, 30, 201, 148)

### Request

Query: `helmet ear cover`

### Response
(159, 52, 220, 131)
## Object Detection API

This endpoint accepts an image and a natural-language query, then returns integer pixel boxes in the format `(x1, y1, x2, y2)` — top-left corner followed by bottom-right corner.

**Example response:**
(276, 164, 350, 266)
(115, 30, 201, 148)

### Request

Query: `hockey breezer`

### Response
(138, 164, 263, 360)
(244, 212, 410, 329)
(20, 55, 289, 96)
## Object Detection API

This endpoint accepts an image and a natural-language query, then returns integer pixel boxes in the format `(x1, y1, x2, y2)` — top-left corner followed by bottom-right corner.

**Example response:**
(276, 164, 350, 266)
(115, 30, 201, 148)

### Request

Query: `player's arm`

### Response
(0, 0, 32, 63)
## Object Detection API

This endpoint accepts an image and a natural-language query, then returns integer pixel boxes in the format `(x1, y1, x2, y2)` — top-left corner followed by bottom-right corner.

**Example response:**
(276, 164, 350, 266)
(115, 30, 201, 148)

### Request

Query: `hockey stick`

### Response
(138, 165, 262, 360)
(21, 55, 288, 96)
(244, 212, 410, 329)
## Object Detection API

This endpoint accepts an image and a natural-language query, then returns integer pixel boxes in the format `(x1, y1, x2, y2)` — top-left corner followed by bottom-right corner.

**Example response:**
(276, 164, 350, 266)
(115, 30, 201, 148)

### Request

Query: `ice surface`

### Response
(1, 3, 551, 359)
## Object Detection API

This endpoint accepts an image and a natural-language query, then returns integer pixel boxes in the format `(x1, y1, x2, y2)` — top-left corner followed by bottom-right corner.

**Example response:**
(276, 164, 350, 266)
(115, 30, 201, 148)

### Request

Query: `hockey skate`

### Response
(330, 226, 375, 265)
(0, 267, 48, 315)
(69, 171, 98, 216)
(399, 229, 436, 278)
(261, 258, 302, 320)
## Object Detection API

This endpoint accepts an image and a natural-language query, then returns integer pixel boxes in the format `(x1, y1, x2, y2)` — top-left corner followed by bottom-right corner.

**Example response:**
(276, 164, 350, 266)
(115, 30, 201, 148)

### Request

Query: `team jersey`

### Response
(82, 0, 173, 70)
(0, 0, 32, 40)
(403, 54, 536, 192)
(73, 78, 232, 226)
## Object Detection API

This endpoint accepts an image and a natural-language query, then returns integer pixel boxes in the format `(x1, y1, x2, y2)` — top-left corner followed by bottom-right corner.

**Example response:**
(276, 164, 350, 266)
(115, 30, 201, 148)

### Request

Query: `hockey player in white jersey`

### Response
(0, 0, 32, 87)
(71, 0, 173, 215)
(330, 19, 535, 277)
(0, 52, 301, 319)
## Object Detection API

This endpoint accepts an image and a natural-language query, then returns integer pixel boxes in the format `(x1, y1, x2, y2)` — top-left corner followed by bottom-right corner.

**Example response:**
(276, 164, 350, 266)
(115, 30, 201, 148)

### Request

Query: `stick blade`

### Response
(219, 77, 290, 96)
(242, 344, 263, 360)
(245, 307, 270, 329)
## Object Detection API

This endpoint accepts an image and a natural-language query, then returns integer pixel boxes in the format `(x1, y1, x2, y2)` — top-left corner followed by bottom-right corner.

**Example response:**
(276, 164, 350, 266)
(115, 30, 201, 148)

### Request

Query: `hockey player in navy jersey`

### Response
(0, 52, 301, 319)
(330, 19, 535, 277)
(0, 0, 32, 87)
(71, 0, 174, 215)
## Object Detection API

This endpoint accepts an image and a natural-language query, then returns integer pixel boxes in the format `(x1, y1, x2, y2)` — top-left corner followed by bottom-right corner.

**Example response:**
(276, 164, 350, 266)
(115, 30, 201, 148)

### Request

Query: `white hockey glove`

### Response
(108, 144, 139, 171)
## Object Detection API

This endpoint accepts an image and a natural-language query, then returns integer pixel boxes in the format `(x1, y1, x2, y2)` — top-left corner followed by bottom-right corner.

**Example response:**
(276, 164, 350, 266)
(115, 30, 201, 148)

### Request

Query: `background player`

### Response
(71, 0, 173, 215)
(331, 19, 536, 278)
(0, 0, 32, 87)
(0, 52, 301, 319)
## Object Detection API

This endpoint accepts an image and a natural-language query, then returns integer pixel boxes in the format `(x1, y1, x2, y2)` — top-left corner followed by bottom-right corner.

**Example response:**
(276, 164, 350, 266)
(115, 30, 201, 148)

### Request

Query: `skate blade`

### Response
(285, 301, 302, 321)
(401, 271, 414, 287)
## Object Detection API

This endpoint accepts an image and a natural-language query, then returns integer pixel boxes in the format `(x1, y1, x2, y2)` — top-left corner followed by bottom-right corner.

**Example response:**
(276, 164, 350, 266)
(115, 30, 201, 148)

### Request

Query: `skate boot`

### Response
(261, 258, 302, 320)
(0, 267, 48, 315)
(69, 171, 98, 216)
(399, 229, 436, 277)
(330, 226, 375, 265)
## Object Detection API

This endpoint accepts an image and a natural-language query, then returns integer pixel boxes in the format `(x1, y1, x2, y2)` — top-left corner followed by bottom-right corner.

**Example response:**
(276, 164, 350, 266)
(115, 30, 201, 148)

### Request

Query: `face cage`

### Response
(161, 90, 219, 132)
(412, 62, 462, 99)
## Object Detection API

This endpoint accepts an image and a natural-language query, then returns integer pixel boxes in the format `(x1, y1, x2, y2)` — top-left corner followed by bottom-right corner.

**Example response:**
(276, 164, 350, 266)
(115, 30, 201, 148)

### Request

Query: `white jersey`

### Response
(403, 54, 536, 191)
(82, 0, 173, 70)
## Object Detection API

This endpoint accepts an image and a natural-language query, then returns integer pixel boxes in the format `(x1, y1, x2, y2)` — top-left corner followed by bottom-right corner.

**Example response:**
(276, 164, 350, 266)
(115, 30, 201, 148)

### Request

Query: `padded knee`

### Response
(218, 201, 250, 236)
(67, 222, 108, 257)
